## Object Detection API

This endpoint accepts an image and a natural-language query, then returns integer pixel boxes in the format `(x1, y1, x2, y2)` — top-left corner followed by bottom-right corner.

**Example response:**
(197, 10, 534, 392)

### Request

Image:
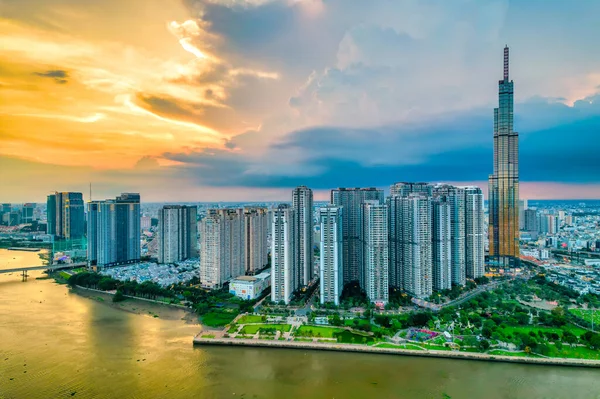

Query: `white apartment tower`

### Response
(244, 208, 269, 274)
(199, 208, 245, 289)
(158, 205, 198, 264)
(401, 194, 433, 299)
(432, 200, 452, 291)
(361, 201, 389, 305)
(433, 185, 466, 286)
(464, 187, 485, 279)
(292, 186, 314, 286)
(270, 204, 297, 304)
(319, 205, 343, 306)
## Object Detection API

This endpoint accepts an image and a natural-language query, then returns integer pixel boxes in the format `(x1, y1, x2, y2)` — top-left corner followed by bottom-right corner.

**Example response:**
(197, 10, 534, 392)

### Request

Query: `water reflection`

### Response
(1, 249, 600, 399)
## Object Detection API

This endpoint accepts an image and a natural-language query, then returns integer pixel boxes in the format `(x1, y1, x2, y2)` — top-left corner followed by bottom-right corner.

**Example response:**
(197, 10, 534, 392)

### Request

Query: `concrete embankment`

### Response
(193, 337, 600, 368)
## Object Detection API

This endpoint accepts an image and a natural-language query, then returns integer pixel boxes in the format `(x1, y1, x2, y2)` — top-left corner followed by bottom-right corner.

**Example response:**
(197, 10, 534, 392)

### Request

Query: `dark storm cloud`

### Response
(33, 69, 69, 84)
(163, 95, 600, 189)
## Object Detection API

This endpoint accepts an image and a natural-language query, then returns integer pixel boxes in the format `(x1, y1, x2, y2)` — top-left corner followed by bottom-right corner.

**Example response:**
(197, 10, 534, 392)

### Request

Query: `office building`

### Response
(21, 203, 35, 224)
(292, 186, 314, 286)
(361, 201, 389, 305)
(47, 192, 85, 239)
(244, 208, 269, 274)
(199, 208, 245, 289)
(319, 205, 343, 306)
(488, 45, 520, 267)
(331, 187, 384, 287)
(87, 193, 141, 268)
(270, 204, 297, 304)
(464, 187, 485, 279)
(158, 205, 198, 264)
(432, 200, 452, 291)
(524, 209, 538, 233)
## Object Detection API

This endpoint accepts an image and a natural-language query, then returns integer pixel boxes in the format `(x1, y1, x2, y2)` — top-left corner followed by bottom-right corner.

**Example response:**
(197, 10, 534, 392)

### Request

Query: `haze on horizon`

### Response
(2, 0, 600, 203)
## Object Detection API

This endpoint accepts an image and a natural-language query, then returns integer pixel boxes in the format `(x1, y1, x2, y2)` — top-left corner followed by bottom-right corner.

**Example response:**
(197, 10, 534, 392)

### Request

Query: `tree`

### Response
(479, 339, 490, 351)
(113, 290, 126, 303)
(562, 330, 577, 347)
(330, 313, 343, 326)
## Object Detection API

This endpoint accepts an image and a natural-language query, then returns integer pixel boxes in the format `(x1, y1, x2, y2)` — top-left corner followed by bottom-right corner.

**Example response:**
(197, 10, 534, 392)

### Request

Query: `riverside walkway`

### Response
(193, 337, 600, 369)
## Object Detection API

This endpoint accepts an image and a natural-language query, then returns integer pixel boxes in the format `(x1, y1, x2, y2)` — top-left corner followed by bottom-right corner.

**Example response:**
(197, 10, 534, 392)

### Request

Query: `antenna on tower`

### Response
(89, 182, 92, 202)
(503, 45, 509, 81)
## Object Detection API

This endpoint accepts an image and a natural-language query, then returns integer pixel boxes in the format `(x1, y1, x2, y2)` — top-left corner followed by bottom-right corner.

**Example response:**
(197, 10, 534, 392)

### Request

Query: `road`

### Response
(0, 262, 86, 274)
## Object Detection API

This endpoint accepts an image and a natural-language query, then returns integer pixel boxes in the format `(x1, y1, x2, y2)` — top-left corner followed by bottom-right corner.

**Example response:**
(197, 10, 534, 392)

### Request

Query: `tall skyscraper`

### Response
(432, 200, 452, 291)
(401, 193, 433, 299)
(319, 205, 343, 306)
(524, 209, 538, 233)
(464, 187, 485, 279)
(47, 192, 85, 239)
(390, 182, 433, 198)
(158, 205, 198, 264)
(244, 208, 269, 274)
(331, 187, 384, 287)
(21, 203, 35, 224)
(488, 45, 520, 267)
(518, 199, 528, 230)
(292, 186, 314, 286)
(432, 184, 466, 286)
(361, 201, 389, 305)
(199, 208, 245, 289)
(270, 204, 297, 304)
(87, 193, 141, 269)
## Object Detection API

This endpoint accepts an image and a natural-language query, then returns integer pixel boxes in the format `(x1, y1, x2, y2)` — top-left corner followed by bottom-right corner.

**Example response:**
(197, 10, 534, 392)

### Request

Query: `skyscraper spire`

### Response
(504, 45, 509, 81)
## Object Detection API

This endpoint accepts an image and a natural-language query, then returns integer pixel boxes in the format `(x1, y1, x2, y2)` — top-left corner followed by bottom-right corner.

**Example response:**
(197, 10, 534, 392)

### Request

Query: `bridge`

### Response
(0, 262, 87, 279)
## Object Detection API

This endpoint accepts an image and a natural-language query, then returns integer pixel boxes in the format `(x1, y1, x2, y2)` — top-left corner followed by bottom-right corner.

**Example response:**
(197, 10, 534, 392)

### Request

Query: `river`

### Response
(1, 249, 599, 399)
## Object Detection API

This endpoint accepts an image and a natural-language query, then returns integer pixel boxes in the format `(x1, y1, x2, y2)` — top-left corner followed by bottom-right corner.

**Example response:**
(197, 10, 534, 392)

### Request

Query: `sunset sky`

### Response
(2, 0, 600, 202)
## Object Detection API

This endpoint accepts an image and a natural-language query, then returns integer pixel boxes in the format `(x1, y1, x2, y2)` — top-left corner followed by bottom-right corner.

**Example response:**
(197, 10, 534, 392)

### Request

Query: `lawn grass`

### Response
(296, 325, 344, 338)
(237, 314, 265, 324)
(58, 271, 71, 279)
(501, 325, 587, 337)
(201, 310, 238, 327)
(488, 350, 531, 357)
(569, 308, 600, 325)
(294, 338, 314, 342)
(344, 318, 371, 328)
(548, 344, 600, 360)
(259, 336, 275, 340)
(240, 323, 291, 335)
(200, 334, 215, 339)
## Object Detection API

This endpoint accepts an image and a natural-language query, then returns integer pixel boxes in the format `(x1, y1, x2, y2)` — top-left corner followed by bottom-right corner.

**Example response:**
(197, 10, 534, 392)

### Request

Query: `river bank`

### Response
(194, 336, 600, 368)
(73, 286, 200, 325)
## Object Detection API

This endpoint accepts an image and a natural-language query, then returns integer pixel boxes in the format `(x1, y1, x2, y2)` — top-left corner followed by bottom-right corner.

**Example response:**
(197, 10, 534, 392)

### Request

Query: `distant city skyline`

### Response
(2, 1, 600, 202)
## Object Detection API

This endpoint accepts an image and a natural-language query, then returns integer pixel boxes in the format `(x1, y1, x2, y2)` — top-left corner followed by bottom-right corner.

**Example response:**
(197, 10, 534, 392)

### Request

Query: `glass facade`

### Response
(488, 46, 520, 267)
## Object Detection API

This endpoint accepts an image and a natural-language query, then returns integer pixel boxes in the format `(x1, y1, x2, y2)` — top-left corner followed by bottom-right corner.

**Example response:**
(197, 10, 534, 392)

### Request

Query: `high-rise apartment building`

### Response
(87, 193, 141, 268)
(432, 200, 452, 291)
(292, 186, 314, 286)
(158, 205, 198, 264)
(244, 208, 269, 274)
(319, 205, 343, 306)
(400, 194, 433, 299)
(390, 182, 433, 198)
(524, 209, 538, 233)
(519, 199, 528, 230)
(331, 187, 384, 287)
(432, 185, 466, 286)
(464, 187, 485, 279)
(199, 208, 245, 289)
(361, 201, 389, 305)
(270, 204, 297, 304)
(488, 46, 520, 267)
(47, 192, 85, 239)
